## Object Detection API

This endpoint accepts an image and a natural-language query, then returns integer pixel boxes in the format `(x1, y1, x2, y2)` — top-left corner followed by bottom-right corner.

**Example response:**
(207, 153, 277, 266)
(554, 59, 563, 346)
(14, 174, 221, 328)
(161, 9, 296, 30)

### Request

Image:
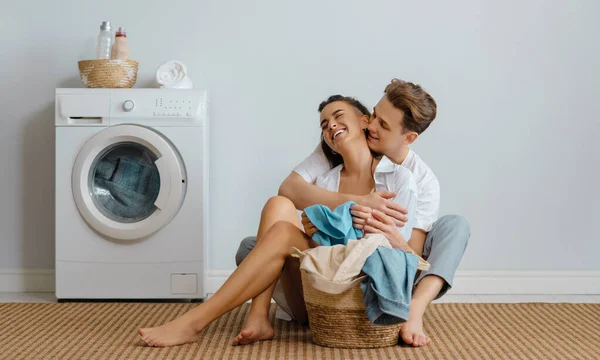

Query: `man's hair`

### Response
(385, 79, 437, 134)
(317, 95, 371, 167)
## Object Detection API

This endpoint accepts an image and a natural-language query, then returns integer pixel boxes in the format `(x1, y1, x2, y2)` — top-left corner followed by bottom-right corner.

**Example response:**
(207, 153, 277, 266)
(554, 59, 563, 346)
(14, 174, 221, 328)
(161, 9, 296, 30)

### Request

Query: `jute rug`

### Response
(0, 302, 598, 359)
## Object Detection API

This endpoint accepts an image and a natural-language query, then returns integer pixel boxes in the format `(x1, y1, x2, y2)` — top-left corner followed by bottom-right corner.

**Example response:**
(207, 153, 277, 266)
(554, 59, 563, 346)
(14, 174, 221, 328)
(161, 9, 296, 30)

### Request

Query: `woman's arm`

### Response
(407, 229, 427, 257)
(366, 210, 413, 252)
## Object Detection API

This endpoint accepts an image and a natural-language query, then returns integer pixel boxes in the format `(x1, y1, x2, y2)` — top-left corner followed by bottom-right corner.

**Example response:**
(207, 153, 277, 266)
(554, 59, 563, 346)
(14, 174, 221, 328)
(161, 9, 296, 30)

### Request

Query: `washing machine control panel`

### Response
(110, 90, 207, 125)
(152, 97, 196, 117)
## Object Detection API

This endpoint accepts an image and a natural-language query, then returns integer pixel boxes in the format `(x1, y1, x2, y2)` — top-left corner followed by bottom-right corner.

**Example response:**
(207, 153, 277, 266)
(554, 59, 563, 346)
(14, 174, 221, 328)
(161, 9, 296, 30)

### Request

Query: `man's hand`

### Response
(357, 192, 408, 227)
(301, 211, 317, 237)
(363, 209, 411, 252)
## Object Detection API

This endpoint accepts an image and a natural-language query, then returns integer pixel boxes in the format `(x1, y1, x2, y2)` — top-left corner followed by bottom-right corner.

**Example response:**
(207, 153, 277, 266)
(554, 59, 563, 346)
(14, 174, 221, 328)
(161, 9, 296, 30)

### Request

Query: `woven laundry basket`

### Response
(300, 253, 430, 349)
(77, 59, 139, 88)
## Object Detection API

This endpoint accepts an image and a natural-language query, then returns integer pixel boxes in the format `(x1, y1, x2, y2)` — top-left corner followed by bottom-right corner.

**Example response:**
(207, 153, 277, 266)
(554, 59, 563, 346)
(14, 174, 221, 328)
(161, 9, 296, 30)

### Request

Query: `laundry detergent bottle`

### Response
(111, 27, 130, 60)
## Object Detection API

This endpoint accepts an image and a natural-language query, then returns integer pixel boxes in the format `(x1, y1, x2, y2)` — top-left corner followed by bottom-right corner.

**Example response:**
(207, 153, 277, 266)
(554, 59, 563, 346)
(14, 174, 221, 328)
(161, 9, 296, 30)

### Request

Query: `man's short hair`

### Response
(385, 79, 437, 134)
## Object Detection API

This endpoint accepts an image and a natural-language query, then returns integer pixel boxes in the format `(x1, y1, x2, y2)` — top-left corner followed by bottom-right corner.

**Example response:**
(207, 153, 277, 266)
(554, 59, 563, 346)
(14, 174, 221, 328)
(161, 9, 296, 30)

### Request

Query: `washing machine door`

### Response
(72, 124, 186, 240)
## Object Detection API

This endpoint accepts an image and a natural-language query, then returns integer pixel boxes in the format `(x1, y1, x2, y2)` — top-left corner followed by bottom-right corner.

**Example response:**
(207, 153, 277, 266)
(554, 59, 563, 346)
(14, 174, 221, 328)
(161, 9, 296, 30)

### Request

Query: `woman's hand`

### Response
(363, 209, 412, 252)
(351, 204, 373, 230)
(301, 211, 317, 237)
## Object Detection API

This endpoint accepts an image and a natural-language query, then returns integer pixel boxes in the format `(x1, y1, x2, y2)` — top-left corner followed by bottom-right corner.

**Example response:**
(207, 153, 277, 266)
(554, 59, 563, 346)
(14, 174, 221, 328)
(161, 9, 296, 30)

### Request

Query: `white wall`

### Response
(1, 0, 599, 273)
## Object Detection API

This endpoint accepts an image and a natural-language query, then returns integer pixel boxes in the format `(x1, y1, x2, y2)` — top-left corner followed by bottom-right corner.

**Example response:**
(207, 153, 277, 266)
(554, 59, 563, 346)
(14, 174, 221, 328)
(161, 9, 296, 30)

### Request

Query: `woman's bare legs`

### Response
(138, 207, 315, 347)
(232, 196, 303, 345)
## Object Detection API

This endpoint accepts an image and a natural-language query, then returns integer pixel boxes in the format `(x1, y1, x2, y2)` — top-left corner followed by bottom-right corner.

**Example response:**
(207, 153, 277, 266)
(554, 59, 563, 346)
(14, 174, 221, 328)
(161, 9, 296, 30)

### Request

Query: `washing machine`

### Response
(55, 88, 208, 301)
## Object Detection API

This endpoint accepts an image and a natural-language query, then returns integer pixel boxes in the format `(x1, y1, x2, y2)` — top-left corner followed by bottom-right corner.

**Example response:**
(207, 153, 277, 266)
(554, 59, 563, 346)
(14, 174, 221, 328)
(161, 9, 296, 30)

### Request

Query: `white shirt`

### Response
(294, 145, 440, 232)
(313, 156, 418, 241)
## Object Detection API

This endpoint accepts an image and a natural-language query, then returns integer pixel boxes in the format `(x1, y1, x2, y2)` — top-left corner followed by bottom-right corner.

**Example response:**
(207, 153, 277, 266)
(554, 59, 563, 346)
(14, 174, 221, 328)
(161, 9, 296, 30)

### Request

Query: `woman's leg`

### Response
(138, 218, 315, 347)
(233, 196, 303, 345)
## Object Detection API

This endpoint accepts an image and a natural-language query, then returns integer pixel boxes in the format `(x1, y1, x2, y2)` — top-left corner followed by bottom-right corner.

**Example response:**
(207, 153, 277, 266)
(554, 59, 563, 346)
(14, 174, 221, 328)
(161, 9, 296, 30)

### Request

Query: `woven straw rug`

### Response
(1, 302, 598, 359)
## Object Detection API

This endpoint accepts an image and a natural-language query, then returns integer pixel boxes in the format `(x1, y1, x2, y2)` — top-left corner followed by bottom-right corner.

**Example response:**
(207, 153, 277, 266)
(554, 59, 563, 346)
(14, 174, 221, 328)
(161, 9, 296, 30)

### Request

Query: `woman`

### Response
(138, 95, 418, 347)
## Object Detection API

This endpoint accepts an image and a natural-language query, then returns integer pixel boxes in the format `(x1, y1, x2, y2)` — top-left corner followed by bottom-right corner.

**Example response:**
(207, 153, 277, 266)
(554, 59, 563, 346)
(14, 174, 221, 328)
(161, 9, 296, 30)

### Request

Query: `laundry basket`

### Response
(300, 253, 430, 349)
(77, 59, 139, 88)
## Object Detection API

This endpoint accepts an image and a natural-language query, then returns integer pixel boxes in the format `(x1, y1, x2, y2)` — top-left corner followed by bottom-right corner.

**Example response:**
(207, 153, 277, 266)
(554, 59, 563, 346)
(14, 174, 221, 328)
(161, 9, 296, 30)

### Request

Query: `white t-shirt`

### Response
(314, 156, 418, 241)
(294, 145, 440, 232)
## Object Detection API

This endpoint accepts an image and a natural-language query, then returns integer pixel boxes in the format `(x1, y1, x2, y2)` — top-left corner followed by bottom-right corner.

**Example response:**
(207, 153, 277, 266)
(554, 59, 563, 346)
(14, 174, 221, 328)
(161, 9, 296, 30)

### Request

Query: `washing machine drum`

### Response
(72, 125, 187, 240)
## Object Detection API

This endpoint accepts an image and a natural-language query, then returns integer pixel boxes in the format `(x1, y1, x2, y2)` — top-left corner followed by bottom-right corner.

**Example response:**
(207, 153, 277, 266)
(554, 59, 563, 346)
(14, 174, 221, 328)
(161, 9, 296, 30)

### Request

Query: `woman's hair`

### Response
(318, 95, 371, 167)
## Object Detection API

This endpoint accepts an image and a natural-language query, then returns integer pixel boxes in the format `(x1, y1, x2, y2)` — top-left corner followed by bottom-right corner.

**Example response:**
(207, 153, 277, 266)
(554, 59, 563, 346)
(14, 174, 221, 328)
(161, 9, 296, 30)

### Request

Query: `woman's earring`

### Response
(332, 150, 337, 155)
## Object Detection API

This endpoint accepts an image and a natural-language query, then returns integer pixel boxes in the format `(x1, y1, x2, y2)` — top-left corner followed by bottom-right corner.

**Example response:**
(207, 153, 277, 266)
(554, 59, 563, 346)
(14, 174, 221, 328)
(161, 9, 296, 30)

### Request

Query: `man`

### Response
(236, 79, 470, 347)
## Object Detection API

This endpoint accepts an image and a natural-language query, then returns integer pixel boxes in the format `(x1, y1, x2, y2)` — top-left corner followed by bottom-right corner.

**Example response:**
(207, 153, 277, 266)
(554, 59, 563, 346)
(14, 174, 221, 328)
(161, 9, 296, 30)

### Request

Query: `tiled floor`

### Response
(1, 293, 599, 303)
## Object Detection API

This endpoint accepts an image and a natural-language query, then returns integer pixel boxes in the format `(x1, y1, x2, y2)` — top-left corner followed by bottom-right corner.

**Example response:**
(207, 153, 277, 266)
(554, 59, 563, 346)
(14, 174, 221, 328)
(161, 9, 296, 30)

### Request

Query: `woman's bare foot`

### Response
(138, 314, 203, 347)
(399, 316, 431, 347)
(232, 313, 275, 346)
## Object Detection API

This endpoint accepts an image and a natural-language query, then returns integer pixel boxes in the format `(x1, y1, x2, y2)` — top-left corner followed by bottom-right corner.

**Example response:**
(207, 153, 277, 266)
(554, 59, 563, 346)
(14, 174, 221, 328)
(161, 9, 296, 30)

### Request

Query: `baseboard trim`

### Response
(0, 268, 55, 292)
(206, 270, 233, 295)
(206, 270, 600, 295)
(2, 269, 599, 295)
(449, 270, 600, 295)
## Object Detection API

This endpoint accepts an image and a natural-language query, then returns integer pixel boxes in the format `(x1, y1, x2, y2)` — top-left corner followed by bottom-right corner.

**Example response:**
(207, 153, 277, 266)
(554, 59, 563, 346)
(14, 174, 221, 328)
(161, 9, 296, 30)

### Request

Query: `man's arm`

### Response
(279, 172, 409, 226)
(278, 172, 354, 210)
(406, 175, 438, 257)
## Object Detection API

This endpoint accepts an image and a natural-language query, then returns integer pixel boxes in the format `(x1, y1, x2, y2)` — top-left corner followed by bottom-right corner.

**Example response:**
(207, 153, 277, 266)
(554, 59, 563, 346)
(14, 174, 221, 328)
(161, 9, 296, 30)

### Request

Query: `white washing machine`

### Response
(55, 88, 208, 301)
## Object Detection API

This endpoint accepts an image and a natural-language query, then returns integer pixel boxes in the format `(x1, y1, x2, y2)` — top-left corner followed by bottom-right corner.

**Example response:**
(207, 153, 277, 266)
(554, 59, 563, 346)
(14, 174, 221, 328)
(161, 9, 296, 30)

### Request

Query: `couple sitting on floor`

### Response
(139, 78, 471, 348)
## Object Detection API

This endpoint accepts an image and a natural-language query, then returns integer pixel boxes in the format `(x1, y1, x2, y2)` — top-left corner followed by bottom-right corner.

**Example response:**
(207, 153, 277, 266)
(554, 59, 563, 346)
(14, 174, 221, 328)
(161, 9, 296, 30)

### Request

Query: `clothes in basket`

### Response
(360, 246, 418, 325)
(292, 234, 417, 324)
(303, 202, 363, 246)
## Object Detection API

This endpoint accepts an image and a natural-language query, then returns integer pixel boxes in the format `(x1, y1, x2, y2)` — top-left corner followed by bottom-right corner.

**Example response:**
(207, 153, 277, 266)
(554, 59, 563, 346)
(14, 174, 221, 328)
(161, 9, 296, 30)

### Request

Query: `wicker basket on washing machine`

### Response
(77, 59, 139, 88)
(301, 254, 430, 349)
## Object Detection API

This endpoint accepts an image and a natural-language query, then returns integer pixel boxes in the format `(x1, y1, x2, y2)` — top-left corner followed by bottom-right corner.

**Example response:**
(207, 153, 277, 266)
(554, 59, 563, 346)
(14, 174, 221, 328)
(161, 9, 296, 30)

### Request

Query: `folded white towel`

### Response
(155, 60, 193, 89)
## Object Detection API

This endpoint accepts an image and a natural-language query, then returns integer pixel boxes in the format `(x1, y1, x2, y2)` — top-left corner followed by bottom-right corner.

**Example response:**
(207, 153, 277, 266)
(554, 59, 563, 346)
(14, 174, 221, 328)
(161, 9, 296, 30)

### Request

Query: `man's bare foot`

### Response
(399, 316, 431, 347)
(232, 313, 274, 346)
(138, 314, 203, 347)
